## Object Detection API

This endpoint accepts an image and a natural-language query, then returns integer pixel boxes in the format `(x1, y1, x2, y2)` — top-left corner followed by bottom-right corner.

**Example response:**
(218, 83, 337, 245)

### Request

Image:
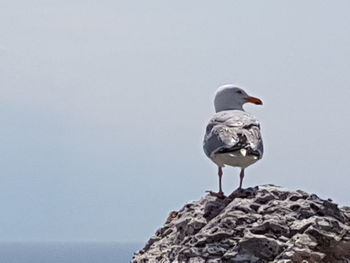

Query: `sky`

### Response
(0, 0, 350, 243)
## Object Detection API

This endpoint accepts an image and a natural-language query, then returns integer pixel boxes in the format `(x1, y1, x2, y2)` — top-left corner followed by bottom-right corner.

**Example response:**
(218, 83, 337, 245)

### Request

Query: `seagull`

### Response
(203, 84, 264, 197)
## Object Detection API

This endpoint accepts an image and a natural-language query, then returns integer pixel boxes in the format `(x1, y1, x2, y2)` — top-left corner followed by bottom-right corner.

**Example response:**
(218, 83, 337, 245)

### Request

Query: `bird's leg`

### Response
(206, 166, 225, 198)
(218, 166, 223, 194)
(239, 168, 245, 189)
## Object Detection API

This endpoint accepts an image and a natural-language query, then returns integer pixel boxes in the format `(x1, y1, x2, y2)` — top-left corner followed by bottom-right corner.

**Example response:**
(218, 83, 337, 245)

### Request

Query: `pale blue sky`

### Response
(0, 0, 349, 242)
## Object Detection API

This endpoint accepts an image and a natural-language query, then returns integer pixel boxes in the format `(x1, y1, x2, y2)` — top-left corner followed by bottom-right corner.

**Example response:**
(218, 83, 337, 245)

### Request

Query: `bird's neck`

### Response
(215, 105, 244, 112)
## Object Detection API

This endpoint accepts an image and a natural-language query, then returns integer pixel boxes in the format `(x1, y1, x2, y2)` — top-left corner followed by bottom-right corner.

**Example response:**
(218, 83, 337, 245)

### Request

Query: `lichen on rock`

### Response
(132, 185, 350, 263)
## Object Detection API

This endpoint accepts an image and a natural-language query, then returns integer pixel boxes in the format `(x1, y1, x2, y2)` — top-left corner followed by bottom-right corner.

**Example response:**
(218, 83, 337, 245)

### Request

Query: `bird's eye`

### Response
(236, 90, 243, 94)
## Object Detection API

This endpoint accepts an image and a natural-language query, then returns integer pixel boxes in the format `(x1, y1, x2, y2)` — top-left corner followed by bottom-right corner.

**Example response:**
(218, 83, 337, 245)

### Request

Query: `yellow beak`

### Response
(246, 96, 263, 105)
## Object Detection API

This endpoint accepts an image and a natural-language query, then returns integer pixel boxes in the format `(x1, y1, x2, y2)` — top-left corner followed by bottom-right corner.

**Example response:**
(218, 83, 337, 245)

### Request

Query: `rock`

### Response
(132, 185, 350, 263)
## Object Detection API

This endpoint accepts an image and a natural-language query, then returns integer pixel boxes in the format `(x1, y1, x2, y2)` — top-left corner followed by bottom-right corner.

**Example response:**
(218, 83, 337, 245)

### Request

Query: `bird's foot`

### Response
(206, 190, 226, 199)
(228, 186, 258, 199)
(236, 186, 243, 192)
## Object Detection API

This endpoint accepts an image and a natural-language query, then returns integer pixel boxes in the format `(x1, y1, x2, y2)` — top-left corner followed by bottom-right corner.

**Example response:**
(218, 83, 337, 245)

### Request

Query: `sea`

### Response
(0, 242, 142, 263)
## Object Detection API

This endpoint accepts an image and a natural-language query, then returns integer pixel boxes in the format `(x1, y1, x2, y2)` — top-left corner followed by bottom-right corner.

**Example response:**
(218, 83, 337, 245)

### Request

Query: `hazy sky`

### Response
(0, 0, 350, 243)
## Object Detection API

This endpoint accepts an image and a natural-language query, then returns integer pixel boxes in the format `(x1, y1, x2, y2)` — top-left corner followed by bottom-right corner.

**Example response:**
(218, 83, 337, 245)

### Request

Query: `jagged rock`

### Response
(132, 185, 350, 263)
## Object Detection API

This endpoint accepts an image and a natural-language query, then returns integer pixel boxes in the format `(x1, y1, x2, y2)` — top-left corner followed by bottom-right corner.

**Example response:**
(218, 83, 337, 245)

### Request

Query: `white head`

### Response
(214, 84, 263, 112)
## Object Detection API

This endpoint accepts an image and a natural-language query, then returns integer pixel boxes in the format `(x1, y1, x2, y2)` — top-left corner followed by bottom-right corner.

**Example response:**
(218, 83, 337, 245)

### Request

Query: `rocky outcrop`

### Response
(132, 185, 350, 263)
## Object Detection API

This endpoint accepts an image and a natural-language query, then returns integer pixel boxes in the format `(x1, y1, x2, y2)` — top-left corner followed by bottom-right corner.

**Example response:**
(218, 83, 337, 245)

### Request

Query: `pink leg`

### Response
(206, 166, 225, 198)
(218, 166, 223, 194)
(239, 168, 245, 189)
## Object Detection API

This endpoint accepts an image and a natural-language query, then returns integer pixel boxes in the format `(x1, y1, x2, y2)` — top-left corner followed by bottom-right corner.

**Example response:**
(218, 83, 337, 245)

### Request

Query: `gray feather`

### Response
(203, 110, 263, 158)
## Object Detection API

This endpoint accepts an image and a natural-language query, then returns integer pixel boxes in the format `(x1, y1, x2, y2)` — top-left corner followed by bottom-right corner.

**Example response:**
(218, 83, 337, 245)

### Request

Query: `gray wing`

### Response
(203, 110, 263, 159)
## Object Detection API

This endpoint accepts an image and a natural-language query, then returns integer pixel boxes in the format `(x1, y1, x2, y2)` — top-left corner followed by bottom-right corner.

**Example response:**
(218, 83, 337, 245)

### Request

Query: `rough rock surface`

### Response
(132, 185, 350, 263)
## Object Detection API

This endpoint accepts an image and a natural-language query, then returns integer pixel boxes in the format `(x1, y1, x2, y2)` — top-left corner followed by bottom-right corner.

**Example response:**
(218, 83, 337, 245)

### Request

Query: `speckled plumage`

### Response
(203, 110, 263, 168)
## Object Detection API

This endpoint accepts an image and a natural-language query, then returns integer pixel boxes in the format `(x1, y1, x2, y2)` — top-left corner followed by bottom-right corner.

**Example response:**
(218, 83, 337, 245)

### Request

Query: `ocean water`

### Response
(0, 242, 142, 263)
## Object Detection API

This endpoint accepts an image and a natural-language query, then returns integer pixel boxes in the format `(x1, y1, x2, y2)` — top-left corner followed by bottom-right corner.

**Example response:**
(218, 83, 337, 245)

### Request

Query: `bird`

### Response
(203, 84, 263, 197)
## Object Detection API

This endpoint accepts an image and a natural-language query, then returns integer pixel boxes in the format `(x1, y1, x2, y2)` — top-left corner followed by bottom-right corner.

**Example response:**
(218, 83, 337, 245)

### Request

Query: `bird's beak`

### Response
(246, 96, 263, 105)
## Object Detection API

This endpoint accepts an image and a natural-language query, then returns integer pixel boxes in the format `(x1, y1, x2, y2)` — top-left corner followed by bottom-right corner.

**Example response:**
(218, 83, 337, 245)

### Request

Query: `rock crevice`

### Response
(133, 185, 350, 263)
